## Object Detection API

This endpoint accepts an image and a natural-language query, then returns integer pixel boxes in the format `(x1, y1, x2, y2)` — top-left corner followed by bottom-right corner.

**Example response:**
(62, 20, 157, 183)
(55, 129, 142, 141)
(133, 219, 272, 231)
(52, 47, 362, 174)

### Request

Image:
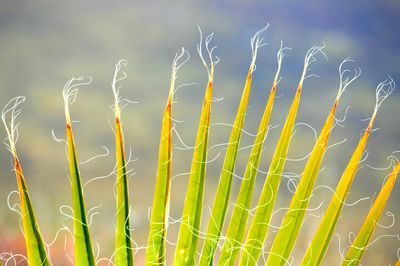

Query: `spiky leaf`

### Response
(219, 45, 325, 266)
(341, 162, 400, 266)
(264, 61, 359, 266)
(110, 61, 135, 266)
(63, 78, 95, 266)
(301, 78, 395, 266)
(174, 32, 216, 265)
(1, 97, 50, 265)
(146, 50, 188, 265)
(199, 26, 269, 266)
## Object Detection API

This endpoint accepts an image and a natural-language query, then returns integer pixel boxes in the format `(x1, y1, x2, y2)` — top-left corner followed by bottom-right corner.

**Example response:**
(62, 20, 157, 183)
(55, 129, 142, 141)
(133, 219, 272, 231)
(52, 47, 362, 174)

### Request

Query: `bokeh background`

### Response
(0, 0, 399, 265)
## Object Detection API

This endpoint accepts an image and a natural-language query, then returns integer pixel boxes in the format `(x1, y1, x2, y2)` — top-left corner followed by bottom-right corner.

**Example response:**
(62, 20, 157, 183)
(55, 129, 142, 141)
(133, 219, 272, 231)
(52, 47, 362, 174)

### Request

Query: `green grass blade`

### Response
(198, 25, 269, 266)
(174, 32, 217, 266)
(301, 78, 395, 266)
(63, 78, 95, 266)
(221, 44, 325, 266)
(146, 50, 189, 265)
(2, 97, 49, 265)
(264, 60, 360, 266)
(341, 162, 400, 266)
(110, 61, 135, 266)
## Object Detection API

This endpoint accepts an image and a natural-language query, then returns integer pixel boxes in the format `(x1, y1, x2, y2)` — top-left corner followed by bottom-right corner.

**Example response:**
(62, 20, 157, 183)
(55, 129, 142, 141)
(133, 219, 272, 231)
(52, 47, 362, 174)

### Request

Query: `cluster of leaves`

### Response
(1, 27, 399, 266)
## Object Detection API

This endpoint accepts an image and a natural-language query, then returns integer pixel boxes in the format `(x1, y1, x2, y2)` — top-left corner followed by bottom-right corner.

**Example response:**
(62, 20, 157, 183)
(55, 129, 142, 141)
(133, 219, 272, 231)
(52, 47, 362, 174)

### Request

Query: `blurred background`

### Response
(0, 0, 399, 265)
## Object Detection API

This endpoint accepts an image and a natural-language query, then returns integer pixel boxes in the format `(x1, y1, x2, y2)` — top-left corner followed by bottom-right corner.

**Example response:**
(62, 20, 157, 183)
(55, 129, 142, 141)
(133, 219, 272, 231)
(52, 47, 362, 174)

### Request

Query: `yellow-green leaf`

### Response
(264, 60, 360, 266)
(146, 49, 189, 265)
(174, 32, 217, 266)
(301, 78, 395, 266)
(341, 162, 400, 266)
(110, 61, 135, 266)
(219, 44, 325, 266)
(63, 78, 95, 266)
(1, 97, 49, 266)
(199, 25, 269, 266)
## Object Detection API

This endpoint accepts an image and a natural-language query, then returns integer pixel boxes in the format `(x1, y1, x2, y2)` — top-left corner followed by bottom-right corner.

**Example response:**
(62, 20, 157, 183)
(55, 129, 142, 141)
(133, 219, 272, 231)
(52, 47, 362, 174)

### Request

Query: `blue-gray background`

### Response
(0, 0, 399, 265)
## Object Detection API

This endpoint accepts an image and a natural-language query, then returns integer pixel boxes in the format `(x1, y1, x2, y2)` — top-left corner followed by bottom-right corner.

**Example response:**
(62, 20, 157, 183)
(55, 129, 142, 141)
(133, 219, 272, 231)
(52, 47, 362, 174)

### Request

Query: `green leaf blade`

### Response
(174, 80, 213, 265)
(110, 61, 135, 266)
(237, 45, 325, 266)
(265, 61, 359, 266)
(146, 49, 188, 265)
(301, 79, 395, 266)
(66, 124, 96, 266)
(265, 103, 336, 266)
(230, 83, 301, 266)
(63, 79, 95, 266)
(16, 159, 50, 266)
(145, 99, 172, 265)
(341, 162, 400, 266)
(2, 97, 49, 265)
(114, 117, 134, 266)
(199, 68, 253, 266)
(199, 26, 269, 266)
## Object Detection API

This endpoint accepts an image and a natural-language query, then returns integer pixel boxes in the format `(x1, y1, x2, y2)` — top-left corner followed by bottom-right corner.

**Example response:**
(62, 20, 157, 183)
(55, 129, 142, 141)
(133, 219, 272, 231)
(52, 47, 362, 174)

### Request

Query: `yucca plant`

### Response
(1, 27, 398, 266)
